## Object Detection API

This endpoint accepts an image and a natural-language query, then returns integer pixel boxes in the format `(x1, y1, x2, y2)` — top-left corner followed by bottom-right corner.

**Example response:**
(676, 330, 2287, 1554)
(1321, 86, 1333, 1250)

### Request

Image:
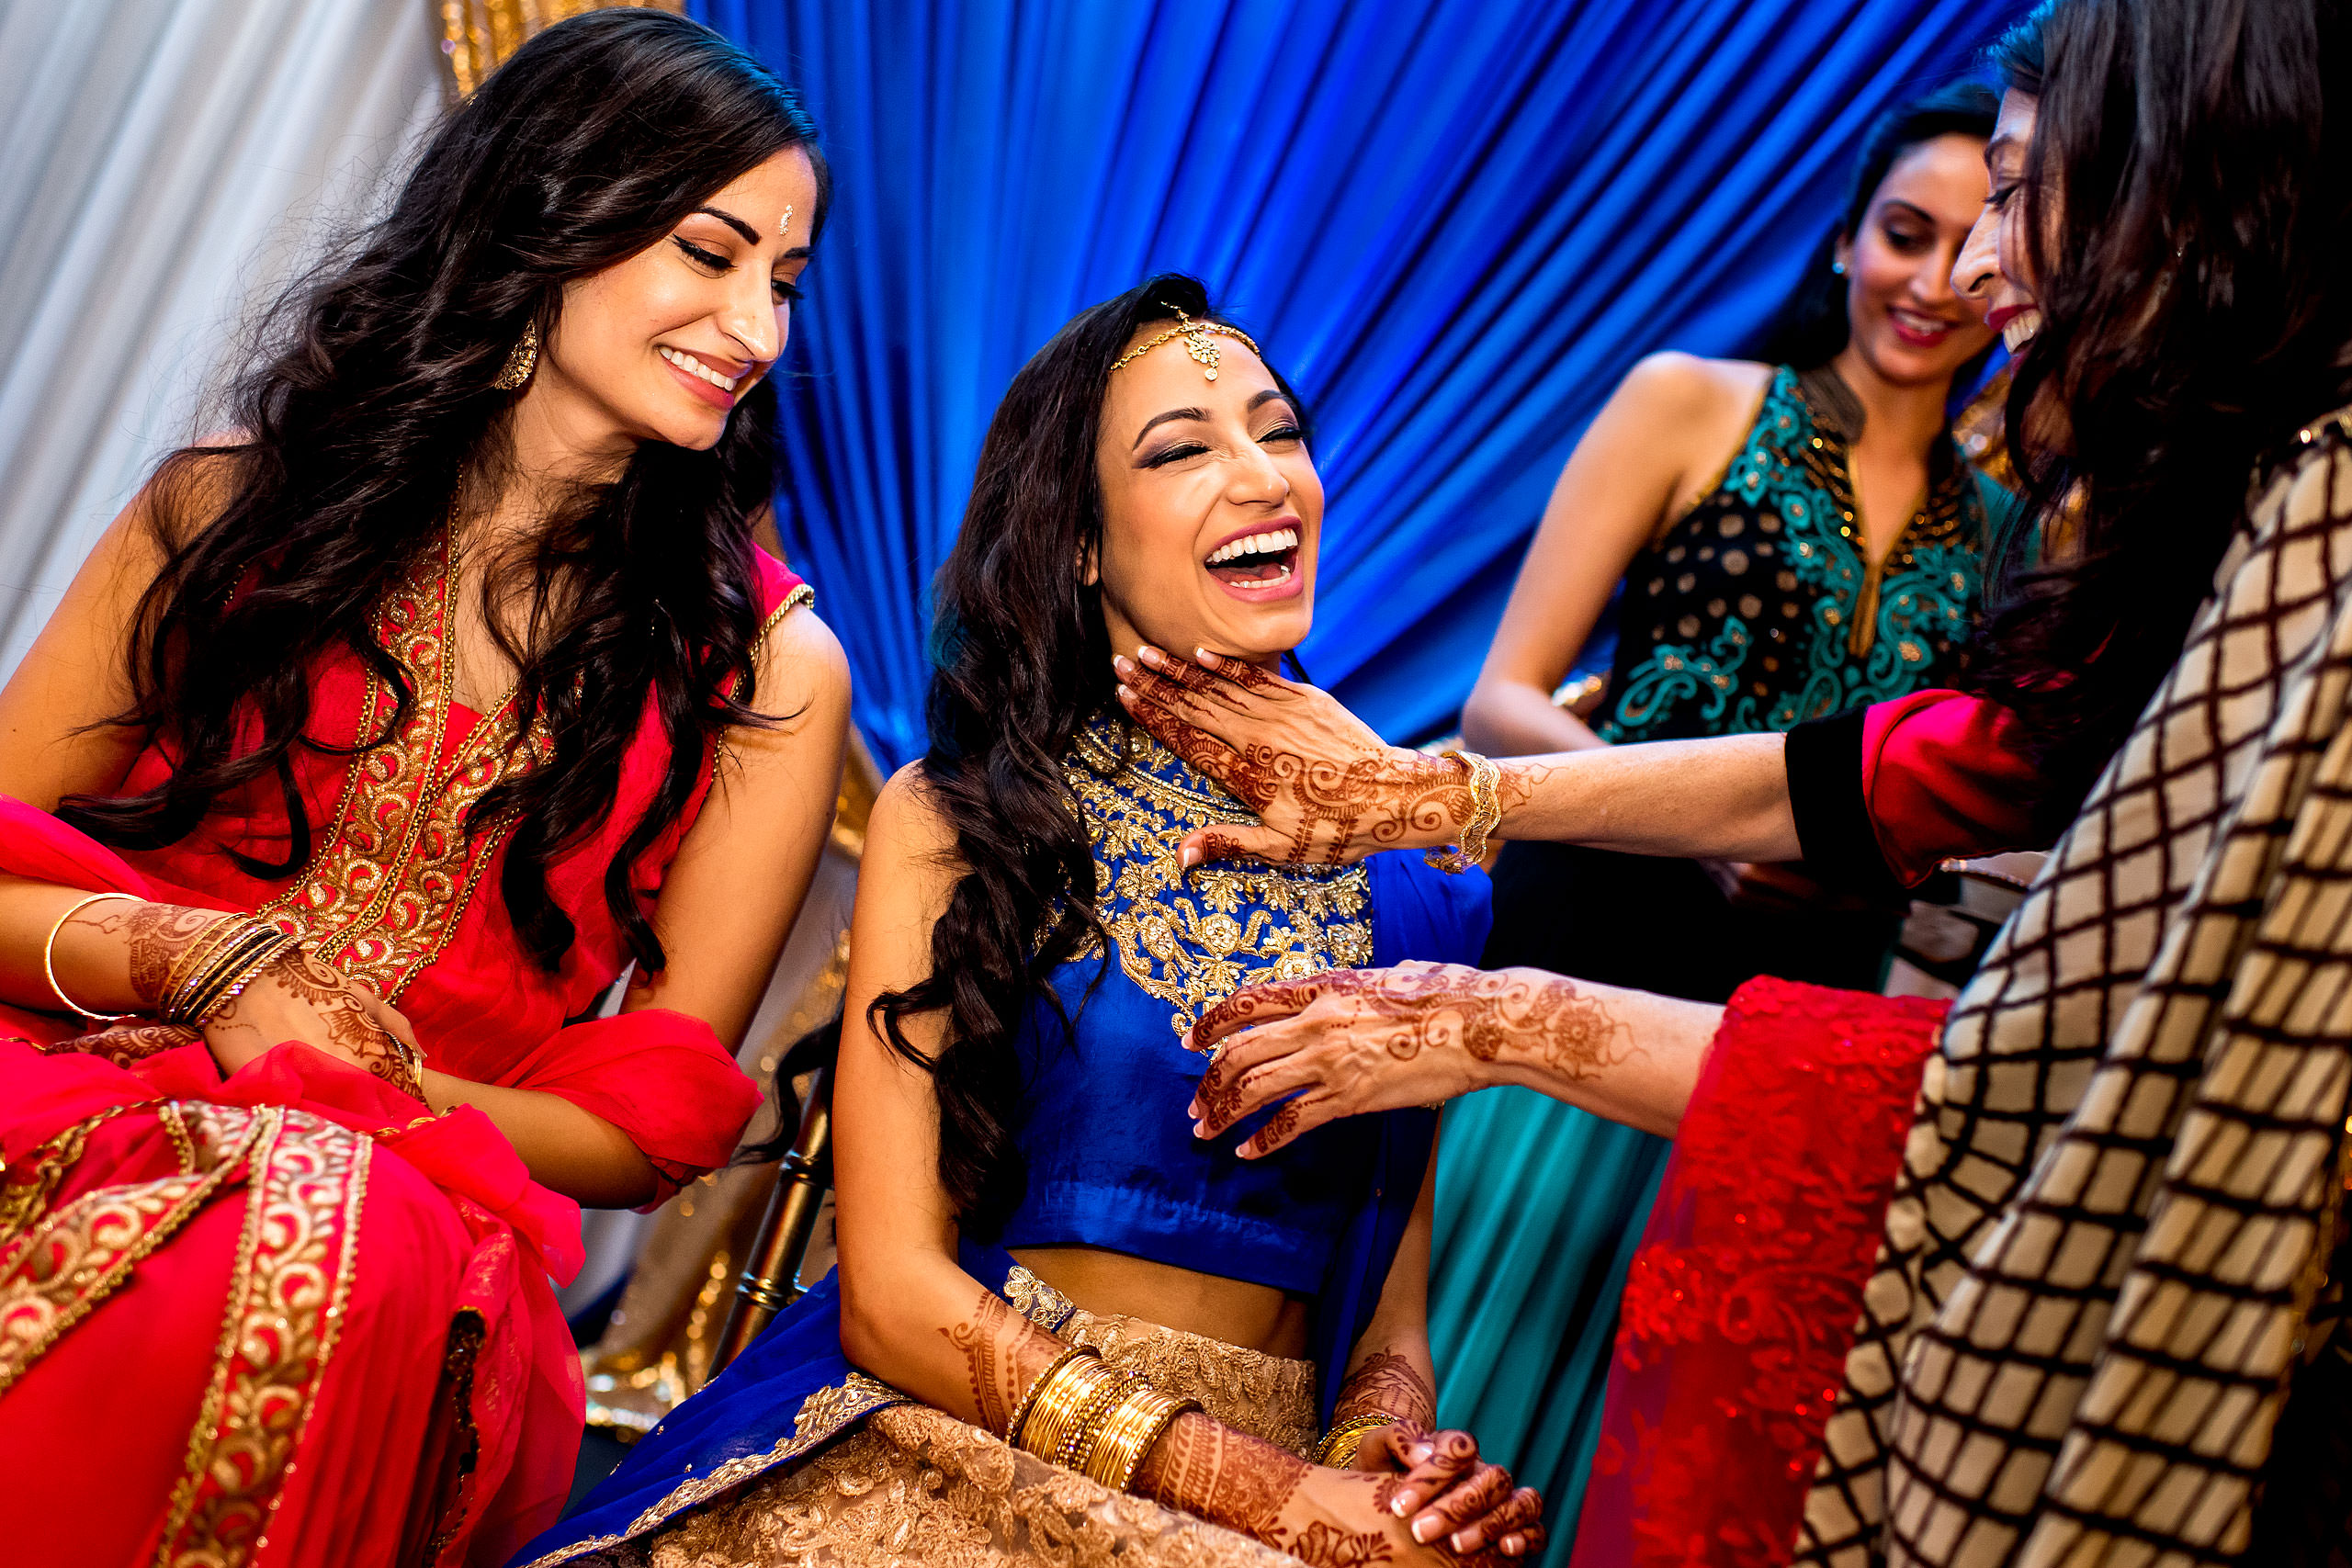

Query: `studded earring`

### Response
(1831, 259, 1849, 276)
(492, 318, 539, 391)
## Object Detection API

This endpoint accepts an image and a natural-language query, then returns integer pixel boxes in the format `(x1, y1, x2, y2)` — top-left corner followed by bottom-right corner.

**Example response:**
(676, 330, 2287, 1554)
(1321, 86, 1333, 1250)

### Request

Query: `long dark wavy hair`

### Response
(1749, 79, 2000, 370)
(1963, 0, 2352, 826)
(66, 11, 829, 974)
(876, 275, 1308, 1234)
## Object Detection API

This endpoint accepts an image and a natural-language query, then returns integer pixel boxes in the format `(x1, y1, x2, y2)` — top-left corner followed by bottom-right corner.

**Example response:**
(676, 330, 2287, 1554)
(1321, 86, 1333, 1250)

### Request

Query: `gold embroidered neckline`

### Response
(1063, 716, 1372, 1043)
(255, 531, 550, 1000)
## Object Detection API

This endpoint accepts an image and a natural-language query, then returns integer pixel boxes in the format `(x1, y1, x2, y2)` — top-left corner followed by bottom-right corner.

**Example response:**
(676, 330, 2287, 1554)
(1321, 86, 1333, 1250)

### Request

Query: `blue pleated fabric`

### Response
(687, 0, 2024, 766)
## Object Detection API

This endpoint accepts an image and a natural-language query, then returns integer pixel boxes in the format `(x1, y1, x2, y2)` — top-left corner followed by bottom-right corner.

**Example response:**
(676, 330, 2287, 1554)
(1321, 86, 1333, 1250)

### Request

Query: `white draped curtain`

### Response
(0, 0, 443, 679)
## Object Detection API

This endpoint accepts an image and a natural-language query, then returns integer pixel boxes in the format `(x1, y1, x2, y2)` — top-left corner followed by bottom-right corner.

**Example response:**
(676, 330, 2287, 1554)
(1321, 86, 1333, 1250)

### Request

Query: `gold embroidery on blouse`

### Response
(156, 1105, 370, 1568)
(257, 531, 551, 1001)
(1003, 1263, 1077, 1329)
(1065, 718, 1372, 1043)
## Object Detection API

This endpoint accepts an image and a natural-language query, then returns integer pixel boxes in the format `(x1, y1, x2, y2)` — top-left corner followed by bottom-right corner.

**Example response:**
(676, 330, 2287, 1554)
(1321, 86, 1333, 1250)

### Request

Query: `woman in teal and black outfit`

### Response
(1436, 83, 2007, 1562)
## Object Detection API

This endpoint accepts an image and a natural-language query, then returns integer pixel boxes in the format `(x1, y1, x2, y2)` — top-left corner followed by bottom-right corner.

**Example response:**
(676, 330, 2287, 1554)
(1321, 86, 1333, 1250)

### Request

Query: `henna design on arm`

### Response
(1334, 1349, 1437, 1430)
(82, 902, 227, 1009)
(937, 1292, 1058, 1436)
(1134, 1412, 1308, 1538)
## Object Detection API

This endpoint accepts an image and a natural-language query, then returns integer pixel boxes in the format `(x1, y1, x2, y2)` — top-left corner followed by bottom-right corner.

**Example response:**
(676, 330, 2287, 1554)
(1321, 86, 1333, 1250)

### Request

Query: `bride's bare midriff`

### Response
(1009, 1245, 1310, 1359)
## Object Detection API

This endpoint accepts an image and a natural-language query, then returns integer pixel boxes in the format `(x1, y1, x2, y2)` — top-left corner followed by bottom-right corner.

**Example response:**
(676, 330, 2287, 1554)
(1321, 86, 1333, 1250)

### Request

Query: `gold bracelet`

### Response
(1005, 1342, 1091, 1443)
(1315, 1412, 1397, 1468)
(1057, 1370, 1139, 1471)
(173, 924, 300, 1027)
(194, 931, 304, 1027)
(1421, 750, 1500, 874)
(164, 918, 284, 1025)
(158, 912, 245, 1019)
(1014, 1352, 1117, 1465)
(1083, 1385, 1200, 1492)
(381, 1032, 428, 1101)
(42, 892, 141, 1023)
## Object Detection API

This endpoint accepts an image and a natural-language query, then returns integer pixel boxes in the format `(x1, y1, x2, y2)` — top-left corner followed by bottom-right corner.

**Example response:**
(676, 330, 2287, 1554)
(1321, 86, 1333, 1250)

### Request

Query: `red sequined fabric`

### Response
(1569, 977, 1946, 1568)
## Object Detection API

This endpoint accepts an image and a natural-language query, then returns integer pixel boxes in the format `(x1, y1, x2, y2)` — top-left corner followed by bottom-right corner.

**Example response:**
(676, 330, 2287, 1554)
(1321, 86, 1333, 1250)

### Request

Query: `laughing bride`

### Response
(518, 276, 1541, 1568)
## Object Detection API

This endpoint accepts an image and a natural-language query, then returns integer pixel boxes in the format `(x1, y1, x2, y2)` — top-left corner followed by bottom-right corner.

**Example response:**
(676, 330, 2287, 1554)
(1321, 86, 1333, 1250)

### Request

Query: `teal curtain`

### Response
(1433, 1092, 1668, 1564)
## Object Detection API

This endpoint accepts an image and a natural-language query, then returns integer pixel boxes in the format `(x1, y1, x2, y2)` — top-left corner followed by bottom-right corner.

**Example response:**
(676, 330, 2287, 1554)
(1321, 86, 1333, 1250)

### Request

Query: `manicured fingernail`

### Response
(1113, 654, 1134, 676)
(1180, 844, 1200, 868)
(1116, 683, 1135, 705)
(1412, 1518, 1440, 1544)
(1451, 1532, 1473, 1553)
(1137, 645, 1162, 666)
(1389, 1492, 1415, 1517)
(1186, 1100, 1201, 1117)
(1504, 1535, 1525, 1555)
(1192, 1121, 1208, 1138)
(1409, 1443, 1434, 1464)
(1194, 646, 1215, 665)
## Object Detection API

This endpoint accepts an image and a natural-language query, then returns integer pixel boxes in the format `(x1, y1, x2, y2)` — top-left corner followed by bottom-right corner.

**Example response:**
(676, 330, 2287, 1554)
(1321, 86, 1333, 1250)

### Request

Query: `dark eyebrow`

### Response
(1877, 198, 1935, 224)
(1132, 407, 1210, 450)
(1249, 389, 1291, 413)
(693, 206, 762, 245)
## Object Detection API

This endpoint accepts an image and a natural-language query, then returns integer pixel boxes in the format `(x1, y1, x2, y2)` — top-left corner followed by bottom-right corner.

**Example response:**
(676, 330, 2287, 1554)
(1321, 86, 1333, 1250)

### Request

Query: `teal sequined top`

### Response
(1598, 365, 1991, 743)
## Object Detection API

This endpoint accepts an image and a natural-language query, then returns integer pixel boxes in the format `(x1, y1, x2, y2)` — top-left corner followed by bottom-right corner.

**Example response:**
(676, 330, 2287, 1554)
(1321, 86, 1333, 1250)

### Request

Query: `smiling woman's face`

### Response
(1834, 131, 1997, 388)
(1092, 327, 1323, 668)
(527, 145, 819, 455)
(1953, 89, 2044, 350)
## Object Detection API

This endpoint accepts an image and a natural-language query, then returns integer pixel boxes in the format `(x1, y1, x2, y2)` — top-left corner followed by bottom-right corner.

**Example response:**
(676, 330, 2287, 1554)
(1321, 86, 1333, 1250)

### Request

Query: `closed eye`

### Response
(1140, 440, 1211, 469)
(773, 276, 803, 304)
(1259, 423, 1304, 446)
(674, 236, 730, 273)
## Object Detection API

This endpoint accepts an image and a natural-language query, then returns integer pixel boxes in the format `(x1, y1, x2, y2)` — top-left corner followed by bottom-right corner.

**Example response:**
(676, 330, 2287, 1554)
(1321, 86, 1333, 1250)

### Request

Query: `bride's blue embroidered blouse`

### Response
(1001, 716, 1467, 1293)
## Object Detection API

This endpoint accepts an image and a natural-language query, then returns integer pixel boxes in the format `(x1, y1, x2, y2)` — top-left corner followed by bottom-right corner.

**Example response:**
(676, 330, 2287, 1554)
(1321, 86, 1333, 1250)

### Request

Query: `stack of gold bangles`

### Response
(1315, 1412, 1396, 1468)
(158, 913, 307, 1027)
(1423, 748, 1501, 874)
(1007, 1344, 1200, 1492)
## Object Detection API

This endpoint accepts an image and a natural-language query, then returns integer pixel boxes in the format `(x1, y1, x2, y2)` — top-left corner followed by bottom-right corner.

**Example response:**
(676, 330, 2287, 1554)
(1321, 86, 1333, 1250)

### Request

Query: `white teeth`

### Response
(659, 345, 741, 392)
(1204, 525, 1299, 566)
(2001, 309, 2041, 352)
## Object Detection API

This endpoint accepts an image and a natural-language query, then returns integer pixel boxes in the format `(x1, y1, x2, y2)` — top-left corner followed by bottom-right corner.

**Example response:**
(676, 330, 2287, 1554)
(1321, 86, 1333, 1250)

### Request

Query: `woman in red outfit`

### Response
(0, 14, 848, 1566)
(1114, 0, 2352, 1562)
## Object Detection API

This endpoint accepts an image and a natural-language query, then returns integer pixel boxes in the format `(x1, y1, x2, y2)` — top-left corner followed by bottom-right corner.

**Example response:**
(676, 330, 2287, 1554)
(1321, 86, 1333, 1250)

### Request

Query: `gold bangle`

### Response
(42, 893, 141, 1023)
(192, 931, 304, 1027)
(158, 912, 245, 1020)
(164, 918, 281, 1025)
(1083, 1385, 1199, 1492)
(1057, 1370, 1139, 1471)
(1315, 1412, 1397, 1468)
(1005, 1343, 1091, 1443)
(174, 924, 298, 1027)
(1014, 1353, 1116, 1466)
(1421, 750, 1500, 874)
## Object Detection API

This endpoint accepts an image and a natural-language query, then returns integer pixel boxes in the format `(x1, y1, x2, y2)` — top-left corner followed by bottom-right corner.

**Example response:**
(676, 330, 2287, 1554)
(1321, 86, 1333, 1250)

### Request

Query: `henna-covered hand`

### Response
(203, 947, 426, 1100)
(1188, 962, 1634, 1156)
(1113, 647, 1547, 868)
(1136, 1413, 1530, 1564)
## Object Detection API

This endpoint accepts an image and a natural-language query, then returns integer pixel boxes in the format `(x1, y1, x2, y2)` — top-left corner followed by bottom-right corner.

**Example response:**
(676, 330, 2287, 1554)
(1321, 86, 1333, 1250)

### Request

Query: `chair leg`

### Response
(712, 1062, 835, 1375)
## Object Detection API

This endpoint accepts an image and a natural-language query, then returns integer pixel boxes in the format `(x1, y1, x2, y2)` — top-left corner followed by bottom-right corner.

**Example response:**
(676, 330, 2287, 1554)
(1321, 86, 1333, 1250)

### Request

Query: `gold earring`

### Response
(492, 319, 539, 390)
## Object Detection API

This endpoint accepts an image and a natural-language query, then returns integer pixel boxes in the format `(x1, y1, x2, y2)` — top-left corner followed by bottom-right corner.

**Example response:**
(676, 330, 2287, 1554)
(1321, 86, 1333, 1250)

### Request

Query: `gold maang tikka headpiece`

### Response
(778, 204, 794, 239)
(1110, 305, 1261, 382)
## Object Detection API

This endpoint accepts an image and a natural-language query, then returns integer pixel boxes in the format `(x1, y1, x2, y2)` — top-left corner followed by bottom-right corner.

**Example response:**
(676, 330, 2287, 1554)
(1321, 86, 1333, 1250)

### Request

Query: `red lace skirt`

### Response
(1570, 977, 1947, 1568)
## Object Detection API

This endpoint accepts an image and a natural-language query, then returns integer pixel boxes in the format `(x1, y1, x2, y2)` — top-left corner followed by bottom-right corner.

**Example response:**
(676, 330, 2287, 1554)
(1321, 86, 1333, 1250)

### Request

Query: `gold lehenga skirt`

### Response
(611, 1308, 1319, 1567)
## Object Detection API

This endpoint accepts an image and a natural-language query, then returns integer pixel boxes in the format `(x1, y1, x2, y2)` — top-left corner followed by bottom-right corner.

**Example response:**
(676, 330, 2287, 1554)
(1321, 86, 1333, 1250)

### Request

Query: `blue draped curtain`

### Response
(694, 0, 2019, 769)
